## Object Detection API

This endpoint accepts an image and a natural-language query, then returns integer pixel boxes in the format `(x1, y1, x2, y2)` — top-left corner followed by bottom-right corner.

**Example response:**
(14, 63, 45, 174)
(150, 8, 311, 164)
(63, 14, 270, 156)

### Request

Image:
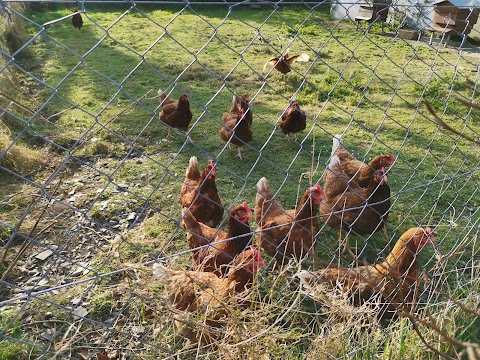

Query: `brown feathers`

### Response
(72, 7, 83, 29)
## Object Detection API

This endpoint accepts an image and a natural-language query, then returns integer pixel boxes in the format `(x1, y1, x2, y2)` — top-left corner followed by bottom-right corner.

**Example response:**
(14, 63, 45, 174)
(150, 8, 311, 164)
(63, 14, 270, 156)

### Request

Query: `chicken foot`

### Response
(340, 232, 358, 260)
(237, 146, 243, 160)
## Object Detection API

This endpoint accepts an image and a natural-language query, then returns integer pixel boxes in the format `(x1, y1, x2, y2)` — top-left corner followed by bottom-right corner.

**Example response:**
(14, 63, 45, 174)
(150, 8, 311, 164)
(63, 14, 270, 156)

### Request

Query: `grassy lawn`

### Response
(0, 3, 479, 359)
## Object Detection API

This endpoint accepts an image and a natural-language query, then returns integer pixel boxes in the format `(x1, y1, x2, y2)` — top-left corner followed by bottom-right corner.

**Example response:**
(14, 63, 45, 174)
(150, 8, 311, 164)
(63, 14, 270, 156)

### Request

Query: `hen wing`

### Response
(263, 57, 279, 73)
(286, 53, 309, 64)
(160, 101, 178, 117)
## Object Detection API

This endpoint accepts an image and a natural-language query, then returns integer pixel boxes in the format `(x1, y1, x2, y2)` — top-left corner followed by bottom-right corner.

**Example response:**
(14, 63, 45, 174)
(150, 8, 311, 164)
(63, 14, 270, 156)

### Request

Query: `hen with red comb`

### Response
(153, 246, 264, 346)
(183, 202, 253, 276)
(180, 156, 224, 228)
(296, 227, 436, 320)
(331, 134, 395, 187)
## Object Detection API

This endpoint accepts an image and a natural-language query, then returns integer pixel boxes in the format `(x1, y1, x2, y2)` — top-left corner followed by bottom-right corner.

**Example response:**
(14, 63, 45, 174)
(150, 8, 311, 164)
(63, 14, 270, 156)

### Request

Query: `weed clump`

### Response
(0, 126, 45, 174)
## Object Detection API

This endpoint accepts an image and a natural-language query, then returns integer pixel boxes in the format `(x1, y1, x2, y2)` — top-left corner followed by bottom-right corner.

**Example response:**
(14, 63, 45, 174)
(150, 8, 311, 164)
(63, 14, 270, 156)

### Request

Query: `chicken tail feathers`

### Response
(256, 177, 274, 199)
(296, 53, 310, 62)
(328, 155, 341, 169)
(295, 270, 316, 288)
(331, 134, 343, 155)
(230, 94, 241, 113)
(185, 156, 200, 181)
(182, 210, 199, 231)
(263, 60, 273, 74)
(158, 90, 169, 105)
(153, 262, 171, 279)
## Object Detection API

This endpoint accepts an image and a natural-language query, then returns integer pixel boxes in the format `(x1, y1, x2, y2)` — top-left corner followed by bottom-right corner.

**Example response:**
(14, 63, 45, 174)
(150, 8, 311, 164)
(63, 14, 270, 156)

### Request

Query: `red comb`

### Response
(425, 227, 435, 242)
(252, 247, 263, 261)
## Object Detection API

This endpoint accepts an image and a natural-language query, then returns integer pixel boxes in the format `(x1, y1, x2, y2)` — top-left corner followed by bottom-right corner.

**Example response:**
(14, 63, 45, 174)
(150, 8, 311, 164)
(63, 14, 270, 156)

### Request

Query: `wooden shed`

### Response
(354, 1, 391, 27)
(429, 0, 479, 44)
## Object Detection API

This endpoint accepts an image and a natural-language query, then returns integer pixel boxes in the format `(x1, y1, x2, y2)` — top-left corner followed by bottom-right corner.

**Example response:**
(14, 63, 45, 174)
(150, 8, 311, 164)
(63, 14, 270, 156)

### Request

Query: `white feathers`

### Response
(331, 134, 343, 155)
(329, 134, 343, 169)
(187, 156, 198, 173)
(295, 270, 316, 288)
(296, 53, 310, 62)
(152, 262, 170, 279)
(256, 177, 270, 194)
(329, 155, 341, 169)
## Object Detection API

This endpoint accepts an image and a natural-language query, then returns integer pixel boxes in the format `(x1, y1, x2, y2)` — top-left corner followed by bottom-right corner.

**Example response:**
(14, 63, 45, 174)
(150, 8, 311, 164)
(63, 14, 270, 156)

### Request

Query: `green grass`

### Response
(0, 3, 479, 359)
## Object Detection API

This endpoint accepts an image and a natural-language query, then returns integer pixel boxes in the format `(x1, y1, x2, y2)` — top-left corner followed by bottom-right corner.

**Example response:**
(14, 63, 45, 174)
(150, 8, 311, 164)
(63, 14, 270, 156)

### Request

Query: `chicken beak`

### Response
(242, 202, 252, 221)
(425, 228, 442, 260)
(388, 153, 395, 166)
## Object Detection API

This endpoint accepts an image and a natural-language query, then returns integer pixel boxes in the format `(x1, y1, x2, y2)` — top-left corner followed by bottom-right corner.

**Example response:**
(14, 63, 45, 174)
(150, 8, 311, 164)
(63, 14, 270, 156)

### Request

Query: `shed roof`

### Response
(433, 0, 480, 6)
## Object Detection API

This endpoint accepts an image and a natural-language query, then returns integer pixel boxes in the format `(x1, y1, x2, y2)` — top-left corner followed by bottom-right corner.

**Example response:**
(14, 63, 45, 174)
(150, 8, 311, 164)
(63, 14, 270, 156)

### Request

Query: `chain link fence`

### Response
(0, 1, 479, 359)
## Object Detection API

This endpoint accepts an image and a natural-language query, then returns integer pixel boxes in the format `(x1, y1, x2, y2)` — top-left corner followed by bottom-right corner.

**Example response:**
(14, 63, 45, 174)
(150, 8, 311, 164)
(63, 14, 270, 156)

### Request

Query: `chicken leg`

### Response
(340, 232, 357, 260)
(237, 146, 243, 160)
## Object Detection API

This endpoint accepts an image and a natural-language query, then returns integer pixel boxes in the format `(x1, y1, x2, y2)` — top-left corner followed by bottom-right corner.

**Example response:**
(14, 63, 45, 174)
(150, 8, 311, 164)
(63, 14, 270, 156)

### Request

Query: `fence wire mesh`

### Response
(0, 0, 479, 359)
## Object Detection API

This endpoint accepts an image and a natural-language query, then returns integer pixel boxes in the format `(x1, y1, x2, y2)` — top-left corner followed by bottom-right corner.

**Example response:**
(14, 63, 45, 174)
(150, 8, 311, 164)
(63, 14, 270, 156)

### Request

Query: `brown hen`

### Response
(180, 156, 224, 228)
(332, 134, 394, 187)
(296, 227, 435, 319)
(183, 203, 253, 276)
(279, 101, 307, 141)
(263, 50, 309, 74)
(255, 177, 324, 267)
(320, 154, 390, 257)
(72, 7, 83, 29)
(153, 247, 265, 346)
(159, 91, 193, 139)
(220, 95, 253, 159)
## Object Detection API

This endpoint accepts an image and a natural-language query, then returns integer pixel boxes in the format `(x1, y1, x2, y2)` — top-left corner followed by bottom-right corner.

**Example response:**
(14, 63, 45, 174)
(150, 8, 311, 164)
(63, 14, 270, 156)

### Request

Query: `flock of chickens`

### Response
(66, 4, 472, 350)
(153, 86, 437, 345)
(157, 50, 311, 158)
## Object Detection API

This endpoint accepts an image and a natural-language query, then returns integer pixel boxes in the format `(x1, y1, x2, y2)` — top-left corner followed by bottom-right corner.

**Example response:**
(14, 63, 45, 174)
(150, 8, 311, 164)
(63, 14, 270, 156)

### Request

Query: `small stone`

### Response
(44, 312, 54, 319)
(71, 297, 82, 306)
(73, 306, 88, 318)
(35, 250, 53, 261)
(40, 330, 53, 341)
(116, 183, 128, 191)
(132, 325, 145, 334)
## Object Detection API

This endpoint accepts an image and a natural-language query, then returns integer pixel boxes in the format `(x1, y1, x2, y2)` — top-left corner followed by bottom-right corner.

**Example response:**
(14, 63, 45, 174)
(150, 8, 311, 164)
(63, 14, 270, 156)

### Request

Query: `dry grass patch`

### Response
(0, 125, 46, 174)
